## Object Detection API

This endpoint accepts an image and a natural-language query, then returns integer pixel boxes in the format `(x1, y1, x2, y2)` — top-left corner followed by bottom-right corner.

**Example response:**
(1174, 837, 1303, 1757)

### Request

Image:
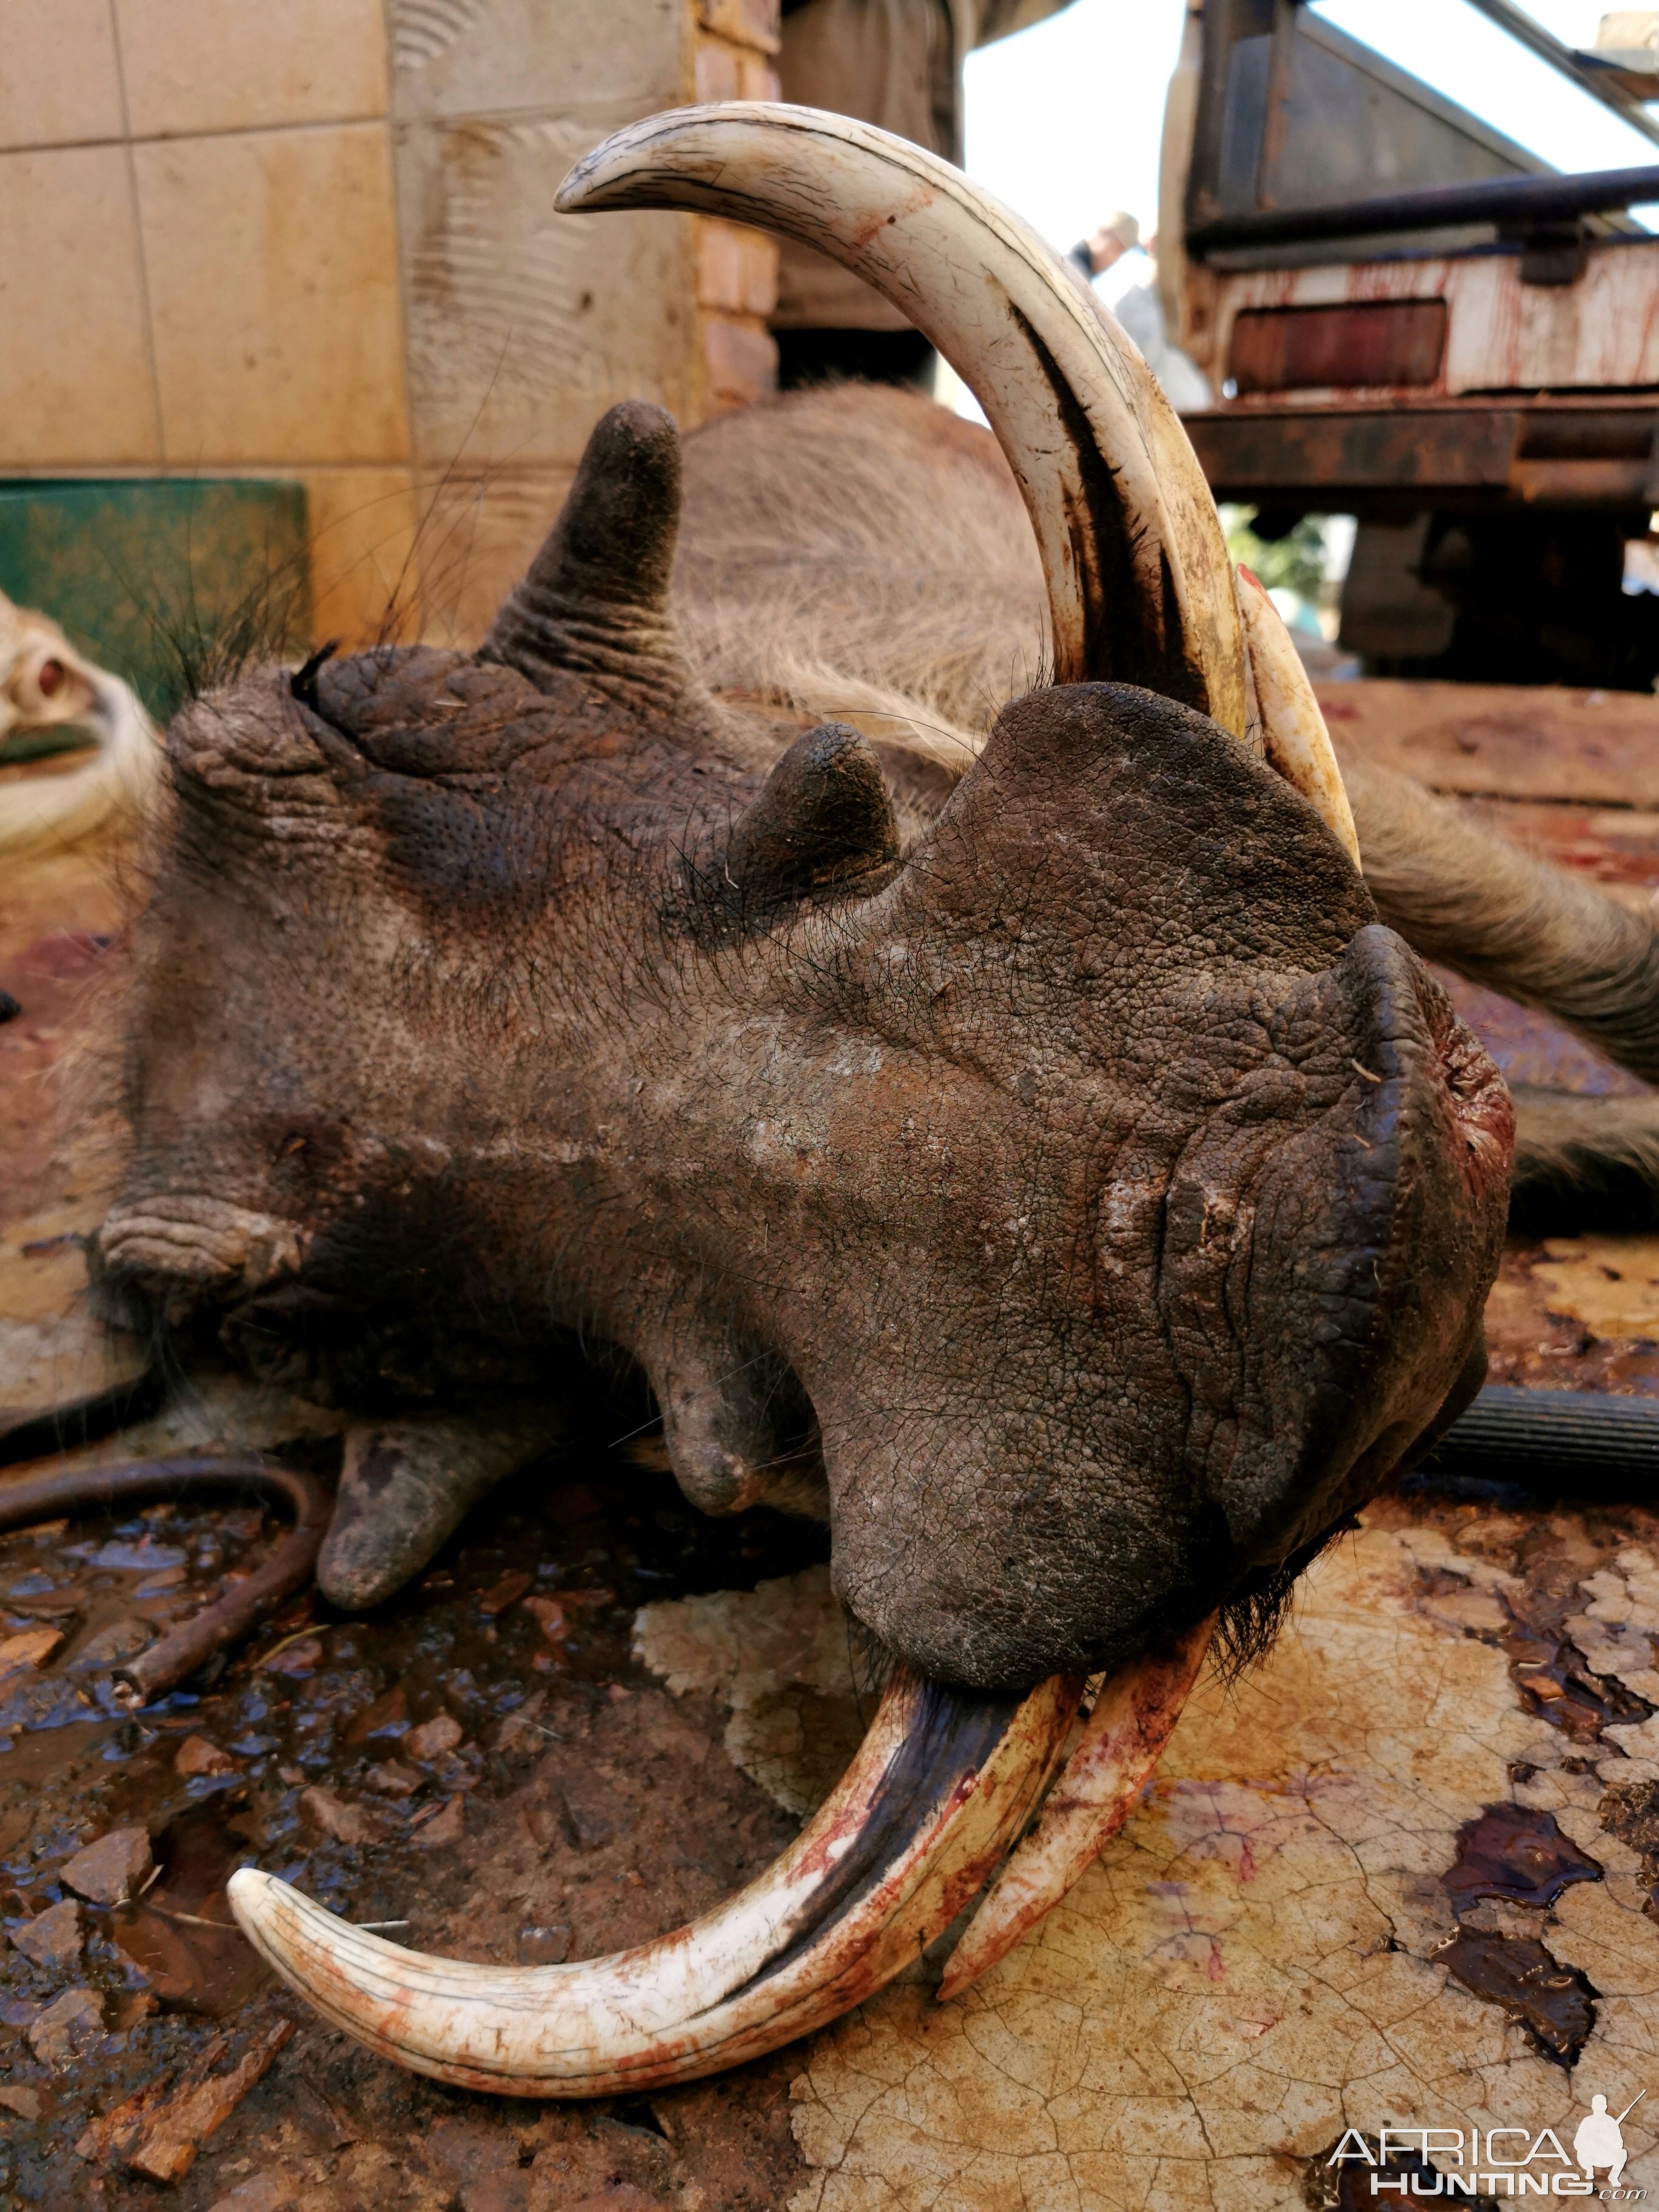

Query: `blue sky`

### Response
(962, 0, 1658, 266)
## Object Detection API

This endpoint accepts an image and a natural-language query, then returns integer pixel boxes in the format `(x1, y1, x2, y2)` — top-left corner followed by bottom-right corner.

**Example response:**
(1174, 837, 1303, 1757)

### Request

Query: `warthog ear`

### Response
(316, 1409, 567, 1609)
(725, 722, 900, 900)
(484, 400, 706, 716)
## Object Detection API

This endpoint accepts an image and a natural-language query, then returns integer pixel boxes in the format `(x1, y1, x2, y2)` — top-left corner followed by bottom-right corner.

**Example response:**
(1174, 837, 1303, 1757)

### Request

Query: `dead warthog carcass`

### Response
(92, 108, 1512, 2092)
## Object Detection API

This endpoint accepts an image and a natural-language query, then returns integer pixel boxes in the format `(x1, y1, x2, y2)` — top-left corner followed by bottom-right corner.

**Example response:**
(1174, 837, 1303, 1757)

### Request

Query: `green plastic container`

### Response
(0, 478, 310, 722)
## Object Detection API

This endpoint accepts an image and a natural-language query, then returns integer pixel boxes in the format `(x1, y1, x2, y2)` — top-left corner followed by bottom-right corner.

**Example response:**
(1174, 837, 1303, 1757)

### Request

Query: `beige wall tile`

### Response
(410, 468, 573, 651)
(0, 0, 125, 150)
(0, 146, 158, 465)
(137, 123, 409, 466)
(391, 0, 686, 122)
(300, 468, 420, 649)
(396, 111, 699, 468)
(115, 0, 389, 138)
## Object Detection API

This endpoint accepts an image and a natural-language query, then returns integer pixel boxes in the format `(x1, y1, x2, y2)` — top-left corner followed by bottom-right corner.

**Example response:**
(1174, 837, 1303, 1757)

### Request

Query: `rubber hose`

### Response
(1416, 1384, 1659, 1498)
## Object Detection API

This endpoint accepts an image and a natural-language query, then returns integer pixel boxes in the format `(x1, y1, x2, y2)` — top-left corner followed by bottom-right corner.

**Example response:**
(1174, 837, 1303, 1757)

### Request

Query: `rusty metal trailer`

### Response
(1164, 0, 1659, 688)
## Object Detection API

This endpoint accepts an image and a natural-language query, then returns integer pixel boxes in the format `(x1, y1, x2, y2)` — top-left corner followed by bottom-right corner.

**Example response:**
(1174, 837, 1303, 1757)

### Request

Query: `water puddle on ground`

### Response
(0, 1416, 828, 2209)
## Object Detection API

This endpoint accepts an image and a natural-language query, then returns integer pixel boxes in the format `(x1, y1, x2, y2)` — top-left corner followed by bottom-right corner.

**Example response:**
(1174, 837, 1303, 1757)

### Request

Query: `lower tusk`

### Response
(1235, 567, 1360, 867)
(229, 1663, 1081, 2096)
(936, 1615, 1214, 2002)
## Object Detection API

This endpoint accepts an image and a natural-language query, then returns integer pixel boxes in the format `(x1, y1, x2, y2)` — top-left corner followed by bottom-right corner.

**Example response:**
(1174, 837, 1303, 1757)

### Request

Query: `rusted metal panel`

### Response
(1183, 401, 1520, 495)
(1510, 457, 1652, 505)
(1201, 239, 1659, 403)
(1228, 300, 1447, 394)
(1193, 164, 1659, 255)
(1186, 0, 1541, 229)
(1444, 244, 1659, 392)
(1184, 393, 1657, 506)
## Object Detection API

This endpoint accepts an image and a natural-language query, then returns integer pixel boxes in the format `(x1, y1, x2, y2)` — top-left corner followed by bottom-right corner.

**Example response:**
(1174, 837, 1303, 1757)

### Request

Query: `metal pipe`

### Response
(0, 1453, 333, 1704)
(1189, 161, 1659, 255)
(1460, 0, 1659, 150)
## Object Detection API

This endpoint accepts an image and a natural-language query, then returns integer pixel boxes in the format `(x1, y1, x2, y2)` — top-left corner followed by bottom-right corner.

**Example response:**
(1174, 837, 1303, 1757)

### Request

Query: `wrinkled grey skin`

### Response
(100, 403, 1512, 1692)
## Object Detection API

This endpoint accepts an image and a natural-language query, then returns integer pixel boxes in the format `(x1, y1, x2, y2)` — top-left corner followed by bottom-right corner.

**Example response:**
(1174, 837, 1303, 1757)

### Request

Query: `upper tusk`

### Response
(555, 102, 1247, 740)
(1234, 567, 1360, 866)
(229, 1663, 1081, 2096)
(936, 1615, 1215, 2001)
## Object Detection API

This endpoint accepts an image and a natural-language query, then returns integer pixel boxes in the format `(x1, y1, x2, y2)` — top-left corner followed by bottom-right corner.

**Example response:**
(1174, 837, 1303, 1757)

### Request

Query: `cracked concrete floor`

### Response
(640, 1506, 1659, 2210)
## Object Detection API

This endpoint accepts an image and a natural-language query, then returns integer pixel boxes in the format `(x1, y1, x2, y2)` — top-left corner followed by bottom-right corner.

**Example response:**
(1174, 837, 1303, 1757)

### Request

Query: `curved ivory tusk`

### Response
(1235, 567, 1359, 866)
(229, 1664, 1080, 2095)
(936, 1615, 1214, 2001)
(555, 102, 1247, 740)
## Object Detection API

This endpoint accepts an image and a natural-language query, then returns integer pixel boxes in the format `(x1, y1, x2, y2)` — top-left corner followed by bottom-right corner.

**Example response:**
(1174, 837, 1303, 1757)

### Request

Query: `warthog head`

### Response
(96, 108, 1511, 2090)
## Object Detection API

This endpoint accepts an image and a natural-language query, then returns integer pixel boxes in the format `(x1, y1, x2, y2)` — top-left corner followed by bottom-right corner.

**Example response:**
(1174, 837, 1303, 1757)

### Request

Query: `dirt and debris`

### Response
(0, 1409, 828, 2207)
(61, 1828, 153, 1908)
(8, 1897, 82, 1974)
(85, 2018, 297, 2184)
(28, 1986, 106, 2066)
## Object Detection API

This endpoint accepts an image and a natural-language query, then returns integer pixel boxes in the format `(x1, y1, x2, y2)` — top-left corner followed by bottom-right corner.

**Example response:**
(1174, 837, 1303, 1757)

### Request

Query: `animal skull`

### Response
(0, 590, 158, 854)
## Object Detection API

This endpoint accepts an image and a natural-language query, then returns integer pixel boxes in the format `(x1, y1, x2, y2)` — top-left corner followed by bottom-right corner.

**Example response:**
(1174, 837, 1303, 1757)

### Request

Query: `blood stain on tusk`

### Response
(229, 1663, 1082, 2096)
(936, 1615, 1215, 2002)
(1234, 566, 1361, 866)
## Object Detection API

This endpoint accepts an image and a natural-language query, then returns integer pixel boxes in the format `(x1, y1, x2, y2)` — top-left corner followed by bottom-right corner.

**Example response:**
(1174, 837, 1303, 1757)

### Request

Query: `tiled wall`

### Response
(0, 0, 408, 646)
(0, 0, 780, 652)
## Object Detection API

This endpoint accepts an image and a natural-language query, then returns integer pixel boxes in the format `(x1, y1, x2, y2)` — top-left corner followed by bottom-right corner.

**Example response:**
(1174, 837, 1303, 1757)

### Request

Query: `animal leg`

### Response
(1509, 1084, 1659, 1232)
(1339, 749, 1659, 1085)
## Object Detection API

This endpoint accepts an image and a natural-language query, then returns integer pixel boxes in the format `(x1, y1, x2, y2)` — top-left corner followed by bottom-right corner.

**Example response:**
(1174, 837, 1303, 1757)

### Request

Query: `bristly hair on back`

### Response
(674, 384, 1051, 796)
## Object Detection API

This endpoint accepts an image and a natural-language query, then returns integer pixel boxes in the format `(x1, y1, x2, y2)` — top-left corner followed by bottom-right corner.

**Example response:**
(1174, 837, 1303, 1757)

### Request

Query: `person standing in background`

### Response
(1067, 216, 1212, 413)
(1066, 210, 1138, 286)
(774, 0, 1080, 389)
(1108, 233, 1212, 411)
